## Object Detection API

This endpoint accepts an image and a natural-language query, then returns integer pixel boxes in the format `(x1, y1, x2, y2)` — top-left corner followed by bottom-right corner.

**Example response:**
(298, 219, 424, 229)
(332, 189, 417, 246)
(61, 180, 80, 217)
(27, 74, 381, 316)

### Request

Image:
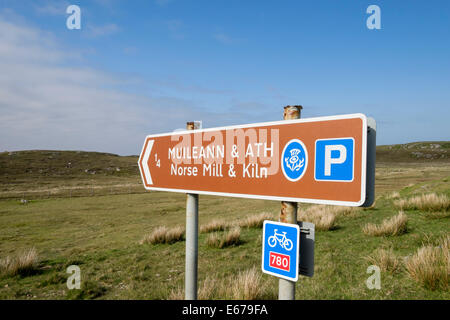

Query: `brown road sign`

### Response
(138, 114, 375, 206)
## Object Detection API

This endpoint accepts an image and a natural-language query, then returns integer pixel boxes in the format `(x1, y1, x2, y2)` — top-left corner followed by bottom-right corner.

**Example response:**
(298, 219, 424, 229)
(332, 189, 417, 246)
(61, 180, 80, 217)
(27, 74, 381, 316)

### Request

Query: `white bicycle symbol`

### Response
(268, 229, 293, 251)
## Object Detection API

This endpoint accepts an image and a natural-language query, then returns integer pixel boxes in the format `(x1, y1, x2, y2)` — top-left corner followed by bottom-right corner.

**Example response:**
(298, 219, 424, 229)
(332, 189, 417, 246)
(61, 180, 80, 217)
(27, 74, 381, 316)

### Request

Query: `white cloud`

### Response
(0, 18, 204, 155)
(0, 16, 275, 155)
(34, 1, 71, 16)
(213, 32, 241, 45)
(86, 23, 120, 38)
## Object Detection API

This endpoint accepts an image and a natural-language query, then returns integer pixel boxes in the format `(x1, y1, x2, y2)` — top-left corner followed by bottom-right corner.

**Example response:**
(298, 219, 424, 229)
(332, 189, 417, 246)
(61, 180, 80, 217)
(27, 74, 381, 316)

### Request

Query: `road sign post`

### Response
(138, 110, 376, 300)
(279, 105, 301, 300)
(185, 121, 200, 300)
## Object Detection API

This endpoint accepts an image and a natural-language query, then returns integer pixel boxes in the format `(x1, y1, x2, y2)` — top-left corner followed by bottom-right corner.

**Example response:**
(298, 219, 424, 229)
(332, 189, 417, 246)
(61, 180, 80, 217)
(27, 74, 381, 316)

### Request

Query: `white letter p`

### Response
(324, 145, 346, 176)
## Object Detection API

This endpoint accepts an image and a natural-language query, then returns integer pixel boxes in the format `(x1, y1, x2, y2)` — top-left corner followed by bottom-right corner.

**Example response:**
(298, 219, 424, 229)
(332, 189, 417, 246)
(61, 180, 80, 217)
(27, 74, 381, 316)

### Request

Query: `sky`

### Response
(0, 0, 449, 155)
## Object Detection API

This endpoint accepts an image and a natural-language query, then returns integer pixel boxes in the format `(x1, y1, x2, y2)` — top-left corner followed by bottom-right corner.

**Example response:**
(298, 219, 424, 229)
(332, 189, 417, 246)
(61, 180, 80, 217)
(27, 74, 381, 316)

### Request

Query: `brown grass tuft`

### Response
(140, 226, 185, 245)
(405, 235, 449, 290)
(0, 248, 39, 276)
(362, 211, 408, 236)
(206, 227, 241, 249)
(200, 219, 229, 233)
(169, 276, 225, 300)
(394, 193, 450, 212)
(230, 266, 267, 300)
(168, 267, 274, 300)
(366, 248, 400, 273)
(297, 205, 359, 231)
(238, 212, 275, 228)
(386, 191, 400, 199)
(297, 205, 339, 231)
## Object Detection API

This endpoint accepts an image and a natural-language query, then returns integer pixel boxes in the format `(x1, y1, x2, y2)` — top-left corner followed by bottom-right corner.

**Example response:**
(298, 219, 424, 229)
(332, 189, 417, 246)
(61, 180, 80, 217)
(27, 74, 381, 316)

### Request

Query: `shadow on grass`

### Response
(66, 280, 107, 300)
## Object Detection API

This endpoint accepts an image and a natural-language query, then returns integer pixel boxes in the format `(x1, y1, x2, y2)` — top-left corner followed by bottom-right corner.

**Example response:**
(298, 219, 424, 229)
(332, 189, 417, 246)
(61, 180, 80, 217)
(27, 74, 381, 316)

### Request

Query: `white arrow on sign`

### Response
(139, 139, 154, 185)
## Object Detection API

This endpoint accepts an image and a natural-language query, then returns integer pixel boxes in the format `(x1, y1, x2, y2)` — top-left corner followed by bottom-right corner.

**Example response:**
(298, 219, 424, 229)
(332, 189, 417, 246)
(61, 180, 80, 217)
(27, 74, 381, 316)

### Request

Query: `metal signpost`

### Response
(279, 105, 301, 300)
(138, 109, 376, 300)
(185, 121, 200, 300)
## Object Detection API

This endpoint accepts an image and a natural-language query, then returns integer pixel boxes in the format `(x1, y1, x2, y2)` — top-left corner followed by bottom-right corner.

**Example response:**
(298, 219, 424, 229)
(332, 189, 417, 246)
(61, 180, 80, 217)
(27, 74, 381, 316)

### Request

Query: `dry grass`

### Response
(200, 212, 274, 234)
(168, 266, 274, 300)
(221, 227, 241, 247)
(168, 276, 224, 300)
(424, 211, 450, 219)
(206, 227, 241, 249)
(238, 212, 275, 228)
(230, 266, 269, 300)
(366, 248, 400, 273)
(205, 232, 221, 248)
(200, 219, 229, 233)
(394, 193, 450, 212)
(405, 235, 449, 290)
(297, 205, 338, 231)
(362, 211, 408, 236)
(330, 205, 360, 217)
(0, 248, 39, 276)
(167, 286, 184, 300)
(139, 226, 185, 245)
(297, 205, 360, 231)
(387, 191, 401, 199)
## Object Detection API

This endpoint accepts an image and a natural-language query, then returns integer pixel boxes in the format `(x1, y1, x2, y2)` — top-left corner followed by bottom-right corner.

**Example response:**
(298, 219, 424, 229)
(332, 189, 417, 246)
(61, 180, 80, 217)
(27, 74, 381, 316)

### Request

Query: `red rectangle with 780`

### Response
(269, 251, 290, 271)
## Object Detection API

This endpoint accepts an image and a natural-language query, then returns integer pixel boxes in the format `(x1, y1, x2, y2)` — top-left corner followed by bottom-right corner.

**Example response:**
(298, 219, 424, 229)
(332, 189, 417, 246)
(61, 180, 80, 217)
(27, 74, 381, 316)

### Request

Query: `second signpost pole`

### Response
(279, 105, 302, 300)
(185, 121, 199, 300)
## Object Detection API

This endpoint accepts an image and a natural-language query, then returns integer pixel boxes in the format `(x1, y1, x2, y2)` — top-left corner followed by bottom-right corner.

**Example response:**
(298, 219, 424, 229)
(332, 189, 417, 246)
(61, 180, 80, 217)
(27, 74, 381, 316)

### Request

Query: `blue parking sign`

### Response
(315, 138, 354, 182)
(262, 221, 299, 281)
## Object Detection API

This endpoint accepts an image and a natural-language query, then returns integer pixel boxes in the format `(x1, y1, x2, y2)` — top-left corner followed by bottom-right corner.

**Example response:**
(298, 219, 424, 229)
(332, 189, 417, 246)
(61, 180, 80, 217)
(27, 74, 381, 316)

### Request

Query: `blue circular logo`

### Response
(281, 139, 308, 182)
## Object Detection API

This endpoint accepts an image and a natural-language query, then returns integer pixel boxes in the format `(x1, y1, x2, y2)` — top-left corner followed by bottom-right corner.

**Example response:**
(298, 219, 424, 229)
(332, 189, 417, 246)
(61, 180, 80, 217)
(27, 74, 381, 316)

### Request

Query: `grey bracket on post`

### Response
(362, 117, 376, 207)
(298, 221, 315, 277)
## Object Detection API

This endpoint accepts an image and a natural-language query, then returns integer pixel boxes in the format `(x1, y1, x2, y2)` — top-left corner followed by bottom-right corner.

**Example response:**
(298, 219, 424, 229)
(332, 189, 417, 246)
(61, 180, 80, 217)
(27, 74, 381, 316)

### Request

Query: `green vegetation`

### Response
(362, 211, 408, 237)
(0, 142, 449, 299)
(206, 227, 242, 249)
(376, 141, 450, 164)
(0, 150, 140, 200)
(405, 235, 449, 291)
(365, 248, 400, 274)
(140, 226, 185, 245)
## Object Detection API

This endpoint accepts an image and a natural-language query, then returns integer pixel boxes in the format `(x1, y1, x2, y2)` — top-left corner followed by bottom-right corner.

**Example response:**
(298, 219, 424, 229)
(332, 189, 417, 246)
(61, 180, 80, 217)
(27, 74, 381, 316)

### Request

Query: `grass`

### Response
(362, 211, 408, 237)
(405, 235, 449, 291)
(206, 227, 241, 249)
(386, 191, 400, 199)
(423, 211, 450, 219)
(0, 150, 141, 201)
(394, 193, 450, 212)
(169, 266, 275, 300)
(200, 219, 229, 233)
(238, 212, 275, 228)
(0, 248, 39, 277)
(139, 226, 185, 245)
(296, 205, 358, 231)
(66, 280, 107, 300)
(230, 266, 272, 300)
(199, 212, 274, 234)
(366, 248, 400, 273)
(0, 143, 449, 300)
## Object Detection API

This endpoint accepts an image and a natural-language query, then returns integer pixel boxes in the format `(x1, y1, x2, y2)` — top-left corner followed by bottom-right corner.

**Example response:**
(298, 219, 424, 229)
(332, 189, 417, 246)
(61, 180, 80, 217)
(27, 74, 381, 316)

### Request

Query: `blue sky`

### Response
(0, 0, 449, 155)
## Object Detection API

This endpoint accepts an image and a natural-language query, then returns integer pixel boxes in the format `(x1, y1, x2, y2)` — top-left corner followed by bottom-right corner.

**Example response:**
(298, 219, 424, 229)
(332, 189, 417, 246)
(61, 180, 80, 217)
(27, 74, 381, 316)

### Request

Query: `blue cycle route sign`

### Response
(262, 220, 300, 281)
